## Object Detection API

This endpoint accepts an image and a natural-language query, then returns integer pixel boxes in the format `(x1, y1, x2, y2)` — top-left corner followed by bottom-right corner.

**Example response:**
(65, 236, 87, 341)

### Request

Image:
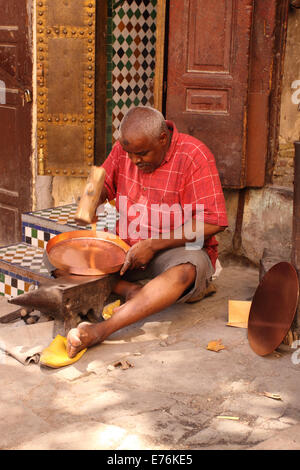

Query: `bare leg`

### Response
(67, 263, 196, 357)
(112, 279, 142, 301)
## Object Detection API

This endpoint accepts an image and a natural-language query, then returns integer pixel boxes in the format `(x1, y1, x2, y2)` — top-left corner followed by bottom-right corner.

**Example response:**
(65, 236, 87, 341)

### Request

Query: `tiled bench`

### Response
(0, 203, 118, 298)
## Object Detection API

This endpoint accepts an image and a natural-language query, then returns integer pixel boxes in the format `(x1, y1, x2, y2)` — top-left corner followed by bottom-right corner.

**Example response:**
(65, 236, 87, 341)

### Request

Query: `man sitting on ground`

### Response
(66, 106, 228, 358)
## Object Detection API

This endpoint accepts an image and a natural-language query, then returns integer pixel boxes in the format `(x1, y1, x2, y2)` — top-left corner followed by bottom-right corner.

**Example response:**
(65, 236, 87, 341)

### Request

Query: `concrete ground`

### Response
(1, 261, 300, 451)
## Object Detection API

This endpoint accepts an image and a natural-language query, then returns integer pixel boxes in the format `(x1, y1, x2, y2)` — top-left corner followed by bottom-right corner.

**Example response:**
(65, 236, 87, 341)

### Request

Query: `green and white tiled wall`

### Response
(0, 268, 39, 298)
(0, 243, 48, 297)
(106, 0, 157, 153)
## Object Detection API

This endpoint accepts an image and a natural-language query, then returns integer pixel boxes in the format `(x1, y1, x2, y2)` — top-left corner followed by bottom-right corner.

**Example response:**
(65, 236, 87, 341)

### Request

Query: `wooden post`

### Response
(153, 0, 167, 113)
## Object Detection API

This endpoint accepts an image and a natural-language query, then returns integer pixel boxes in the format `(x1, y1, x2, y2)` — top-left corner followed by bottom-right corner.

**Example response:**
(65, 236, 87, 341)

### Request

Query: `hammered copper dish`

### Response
(46, 230, 130, 276)
(248, 262, 299, 356)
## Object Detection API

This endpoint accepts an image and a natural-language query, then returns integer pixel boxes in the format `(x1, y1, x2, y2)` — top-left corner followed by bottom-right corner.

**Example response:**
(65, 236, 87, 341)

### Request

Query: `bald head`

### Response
(119, 106, 168, 142)
(118, 106, 171, 173)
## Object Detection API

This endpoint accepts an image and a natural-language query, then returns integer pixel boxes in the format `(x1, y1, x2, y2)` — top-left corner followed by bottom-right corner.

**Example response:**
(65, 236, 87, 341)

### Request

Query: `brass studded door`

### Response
(36, 0, 97, 177)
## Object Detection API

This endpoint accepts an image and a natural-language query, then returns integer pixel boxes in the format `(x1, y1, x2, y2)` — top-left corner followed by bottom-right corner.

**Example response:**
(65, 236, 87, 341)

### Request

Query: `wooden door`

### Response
(0, 1, 32, 244)
(166, 0, 254, 188)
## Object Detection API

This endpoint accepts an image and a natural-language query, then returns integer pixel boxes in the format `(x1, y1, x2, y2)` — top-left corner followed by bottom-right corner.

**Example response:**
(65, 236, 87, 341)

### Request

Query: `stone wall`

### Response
(273, 7, 300, 187)
(218, 186, 293, 266)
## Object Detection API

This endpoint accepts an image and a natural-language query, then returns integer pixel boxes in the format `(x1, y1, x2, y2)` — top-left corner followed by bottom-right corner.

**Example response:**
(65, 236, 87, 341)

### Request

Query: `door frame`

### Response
(95, 0, 108, 165)
(153, 0, 167, 113)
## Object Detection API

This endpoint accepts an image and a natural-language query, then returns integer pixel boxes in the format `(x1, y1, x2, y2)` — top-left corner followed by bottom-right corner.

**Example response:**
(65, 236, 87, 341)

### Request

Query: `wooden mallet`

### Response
(74, 166, 106, 225)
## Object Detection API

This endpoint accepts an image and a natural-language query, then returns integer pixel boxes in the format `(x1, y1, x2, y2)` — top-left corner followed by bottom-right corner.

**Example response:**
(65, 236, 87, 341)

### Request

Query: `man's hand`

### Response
(120, 239, 155, 276)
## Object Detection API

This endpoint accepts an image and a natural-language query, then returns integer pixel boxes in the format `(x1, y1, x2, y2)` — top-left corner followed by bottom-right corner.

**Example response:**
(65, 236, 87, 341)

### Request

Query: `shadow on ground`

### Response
(1, 263, 300, 450)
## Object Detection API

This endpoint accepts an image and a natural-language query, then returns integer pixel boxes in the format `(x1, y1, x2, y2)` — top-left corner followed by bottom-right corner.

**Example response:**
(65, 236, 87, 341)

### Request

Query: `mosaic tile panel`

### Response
(25, 203, 118, 228)
(0, 244, 50, 276)
(106, 1, 114, 155)
(22, 223, 59, 250)
(0, 269, 38, 299)
(111, 0, 157, 143)
(25, 204, 80, 226)
(0, 244, 49, 299)
(23, 203, 119, 242)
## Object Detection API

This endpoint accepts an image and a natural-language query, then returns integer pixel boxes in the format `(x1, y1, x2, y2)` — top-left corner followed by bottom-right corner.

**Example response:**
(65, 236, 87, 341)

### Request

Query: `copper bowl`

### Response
(46, 230, 130, 276)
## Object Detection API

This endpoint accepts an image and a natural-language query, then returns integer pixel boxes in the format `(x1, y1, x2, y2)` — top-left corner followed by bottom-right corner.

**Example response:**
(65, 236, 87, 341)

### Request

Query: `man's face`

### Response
(119, 132, 168, 173)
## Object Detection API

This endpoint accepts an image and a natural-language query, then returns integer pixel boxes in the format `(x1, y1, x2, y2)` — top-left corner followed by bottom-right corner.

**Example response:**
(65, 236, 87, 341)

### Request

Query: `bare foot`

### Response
(66, 321, 106, 358)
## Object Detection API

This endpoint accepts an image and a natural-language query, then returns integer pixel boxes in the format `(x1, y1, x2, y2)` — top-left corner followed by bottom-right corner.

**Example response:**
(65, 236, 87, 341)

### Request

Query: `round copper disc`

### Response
(46, 231, 130, 276)
(248, 262, 299, 356)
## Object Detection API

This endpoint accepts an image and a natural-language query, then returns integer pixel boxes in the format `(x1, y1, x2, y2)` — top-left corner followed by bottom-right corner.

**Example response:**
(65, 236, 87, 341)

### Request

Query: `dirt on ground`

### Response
(1, 261, 300, 450)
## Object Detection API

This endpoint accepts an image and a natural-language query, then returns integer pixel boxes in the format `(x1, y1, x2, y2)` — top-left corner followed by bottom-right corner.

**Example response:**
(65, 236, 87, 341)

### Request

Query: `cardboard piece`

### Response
(227, 300, 252, 329)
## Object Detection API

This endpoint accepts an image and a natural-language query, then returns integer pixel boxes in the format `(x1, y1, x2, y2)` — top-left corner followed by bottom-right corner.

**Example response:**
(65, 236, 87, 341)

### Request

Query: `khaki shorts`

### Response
(43, 246, 214, 304)
(124, 246, 214, 303)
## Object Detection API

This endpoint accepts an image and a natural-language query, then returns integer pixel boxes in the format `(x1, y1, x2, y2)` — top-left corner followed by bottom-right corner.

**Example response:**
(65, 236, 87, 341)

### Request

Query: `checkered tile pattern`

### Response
(0, 244, 46, 299)
(26, 204, 79, 226)
(0, 244, 50, 275)
(26, 203, 119, 233)
(23, 225, 58, 250)
(0, 270, 38, 299)
(112, 0, 157, 141)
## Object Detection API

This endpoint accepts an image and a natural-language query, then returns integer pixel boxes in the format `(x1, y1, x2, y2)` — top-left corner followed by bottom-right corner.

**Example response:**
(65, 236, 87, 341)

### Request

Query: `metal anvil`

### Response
(8, 274, 117, 336)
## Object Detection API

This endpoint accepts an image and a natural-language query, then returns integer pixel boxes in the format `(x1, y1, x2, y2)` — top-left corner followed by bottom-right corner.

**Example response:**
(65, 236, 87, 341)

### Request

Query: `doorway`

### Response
(0, 0, 33, 244)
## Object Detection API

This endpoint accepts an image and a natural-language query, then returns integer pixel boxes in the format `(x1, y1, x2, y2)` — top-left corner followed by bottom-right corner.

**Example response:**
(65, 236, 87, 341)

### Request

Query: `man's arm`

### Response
(120, 219, 225, 275)
(149, 219, 225, 251)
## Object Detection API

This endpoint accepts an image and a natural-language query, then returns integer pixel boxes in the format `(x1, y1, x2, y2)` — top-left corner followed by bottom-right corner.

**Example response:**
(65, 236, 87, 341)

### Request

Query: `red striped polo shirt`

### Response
(102, 121, 228, 269)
